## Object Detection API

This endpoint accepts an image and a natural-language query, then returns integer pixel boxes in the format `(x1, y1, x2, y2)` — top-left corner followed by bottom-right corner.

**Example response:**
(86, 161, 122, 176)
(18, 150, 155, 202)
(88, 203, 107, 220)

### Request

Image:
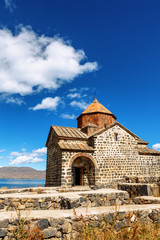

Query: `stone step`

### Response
(133, 196, 160, 204)
(0, 188, 129, 211)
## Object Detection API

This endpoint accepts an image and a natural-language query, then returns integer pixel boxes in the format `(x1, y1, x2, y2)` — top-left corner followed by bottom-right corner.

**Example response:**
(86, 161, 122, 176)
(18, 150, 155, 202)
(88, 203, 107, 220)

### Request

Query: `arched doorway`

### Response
(71, 156, 96, 186)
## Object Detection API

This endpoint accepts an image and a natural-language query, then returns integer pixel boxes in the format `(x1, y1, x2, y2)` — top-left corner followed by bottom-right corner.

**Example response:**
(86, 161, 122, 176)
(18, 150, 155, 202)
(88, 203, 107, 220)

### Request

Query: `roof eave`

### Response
(60, 149, 94, 152)
(139, 152, 160, 156)
(57, 136, 88, 141)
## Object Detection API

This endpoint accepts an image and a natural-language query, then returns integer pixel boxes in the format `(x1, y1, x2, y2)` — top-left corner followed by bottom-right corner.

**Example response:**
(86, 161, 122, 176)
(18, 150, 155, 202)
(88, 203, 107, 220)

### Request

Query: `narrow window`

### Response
(104, 123, 106, 128)
(115, 133, 118, 141)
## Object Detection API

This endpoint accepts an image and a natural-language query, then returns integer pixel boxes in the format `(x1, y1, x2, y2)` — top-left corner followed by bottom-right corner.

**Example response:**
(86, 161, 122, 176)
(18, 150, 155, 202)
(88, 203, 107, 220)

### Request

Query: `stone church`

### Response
(45, 97, 160, 187)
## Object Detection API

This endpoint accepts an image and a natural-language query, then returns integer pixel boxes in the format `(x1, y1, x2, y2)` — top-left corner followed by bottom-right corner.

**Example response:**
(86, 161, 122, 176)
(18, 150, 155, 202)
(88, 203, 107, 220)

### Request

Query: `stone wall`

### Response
(0, 208, 159, 239)
(92, 125, 138, 185)
(45, 131, 62, 187)
(138, 155, 160, 176)
(91, 125, 160, 185)
(0, 191, 129, 211)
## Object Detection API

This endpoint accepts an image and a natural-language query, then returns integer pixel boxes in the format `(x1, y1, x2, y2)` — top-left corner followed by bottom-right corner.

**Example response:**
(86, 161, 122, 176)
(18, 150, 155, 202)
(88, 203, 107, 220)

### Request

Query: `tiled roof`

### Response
(52, 126, 88, 139)
(138, 139, 149, 144)
(138, 148, 160, 155)
(79, 97, 116, 117)
(58, 142, 94, 151)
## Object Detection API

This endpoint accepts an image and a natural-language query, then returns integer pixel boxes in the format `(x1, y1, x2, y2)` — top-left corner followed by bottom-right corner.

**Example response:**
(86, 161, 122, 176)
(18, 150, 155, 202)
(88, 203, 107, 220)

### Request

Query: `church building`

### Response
(45, 97, 160, 187)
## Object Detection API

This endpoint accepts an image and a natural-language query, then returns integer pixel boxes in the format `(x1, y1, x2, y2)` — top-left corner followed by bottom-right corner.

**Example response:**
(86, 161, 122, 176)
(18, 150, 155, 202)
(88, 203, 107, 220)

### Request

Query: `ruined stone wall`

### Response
(92, 125, 160, 185)
(45, 131, 62, 186)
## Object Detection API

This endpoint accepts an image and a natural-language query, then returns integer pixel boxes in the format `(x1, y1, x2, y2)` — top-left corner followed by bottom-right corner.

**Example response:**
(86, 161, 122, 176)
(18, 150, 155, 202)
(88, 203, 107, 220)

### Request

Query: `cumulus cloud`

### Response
(9, 147, 46, 165)
(61, 114, 76, 119)
(0, 27, 97, 97)
(152, 143, 160, 151)
(4, 0, 15, 12)
(70, 100, 89, 110)
(30, 96, 60, 111)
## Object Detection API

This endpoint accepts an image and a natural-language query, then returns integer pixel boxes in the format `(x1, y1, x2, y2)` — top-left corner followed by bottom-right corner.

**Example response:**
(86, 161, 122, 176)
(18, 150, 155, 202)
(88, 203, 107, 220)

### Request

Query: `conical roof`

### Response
(81, 96, 114, 115)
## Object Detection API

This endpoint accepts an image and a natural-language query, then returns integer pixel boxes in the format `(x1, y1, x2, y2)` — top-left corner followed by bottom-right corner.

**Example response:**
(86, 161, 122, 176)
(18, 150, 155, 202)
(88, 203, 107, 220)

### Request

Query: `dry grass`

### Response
(73, 209, 160, 240)
(13, 210, 45, 240)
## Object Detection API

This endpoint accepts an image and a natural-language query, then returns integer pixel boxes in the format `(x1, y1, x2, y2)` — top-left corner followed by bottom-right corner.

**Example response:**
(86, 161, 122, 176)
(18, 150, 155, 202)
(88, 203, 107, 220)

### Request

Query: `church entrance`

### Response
(74, 167, 83, 185)
(72, 156, 95, 186)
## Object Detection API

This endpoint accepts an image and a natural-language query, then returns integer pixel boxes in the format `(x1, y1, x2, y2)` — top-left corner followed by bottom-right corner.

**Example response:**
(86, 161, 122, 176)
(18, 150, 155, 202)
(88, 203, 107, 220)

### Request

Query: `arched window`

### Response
(115, 133, 118, 141)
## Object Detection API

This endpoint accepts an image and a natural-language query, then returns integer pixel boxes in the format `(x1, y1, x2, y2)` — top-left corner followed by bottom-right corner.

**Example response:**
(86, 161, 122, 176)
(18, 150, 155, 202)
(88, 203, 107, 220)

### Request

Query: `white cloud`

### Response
(30, 96, 60, 111)
(10, 151, 21, 157)
(70, 100, 89, 110)
(152, 143, 160, 151)
(67, 93, 81, 99)
(33, 147, 47, 155)
(69, 88, 77, 92)
(5, 96, 25, 105)
(0, 149, 6, 152)
(0, 27, 98, 97)
(10, 156, 44, 165)
(4, 0, 15, 12)
(0, 157, 4, 159)
(61, 114, 76, 119)
(9, 147, 46, 165)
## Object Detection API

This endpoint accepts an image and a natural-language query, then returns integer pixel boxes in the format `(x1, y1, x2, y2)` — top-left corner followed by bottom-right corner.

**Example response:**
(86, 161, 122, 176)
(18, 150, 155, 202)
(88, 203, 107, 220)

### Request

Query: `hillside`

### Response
(0, 167, 45, 179)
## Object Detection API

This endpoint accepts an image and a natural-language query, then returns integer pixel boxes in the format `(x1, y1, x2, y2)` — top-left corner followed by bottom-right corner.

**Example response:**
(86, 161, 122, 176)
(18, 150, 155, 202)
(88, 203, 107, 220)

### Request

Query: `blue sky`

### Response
(0, 0, 159, 170)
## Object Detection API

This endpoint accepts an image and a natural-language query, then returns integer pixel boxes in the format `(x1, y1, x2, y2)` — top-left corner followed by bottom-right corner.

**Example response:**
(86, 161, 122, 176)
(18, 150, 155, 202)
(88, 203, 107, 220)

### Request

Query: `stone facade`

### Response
(45, 97, 160, 187)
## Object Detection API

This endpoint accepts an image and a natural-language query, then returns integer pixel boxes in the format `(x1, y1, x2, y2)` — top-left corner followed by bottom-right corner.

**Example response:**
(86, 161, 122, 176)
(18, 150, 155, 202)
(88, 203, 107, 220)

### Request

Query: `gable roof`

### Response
(52, 125, 88, 139)
(77, 97, 116, 118)
(46, 125, 88, 146)
(90, 121, 139, 139)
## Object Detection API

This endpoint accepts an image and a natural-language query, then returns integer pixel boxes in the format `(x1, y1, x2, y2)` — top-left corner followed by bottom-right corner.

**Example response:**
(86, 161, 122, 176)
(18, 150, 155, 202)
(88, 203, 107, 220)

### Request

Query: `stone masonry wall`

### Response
(45, 131, 62, 187)
(138, 155, 160, 176)
(92, 125, 138, 185)
(92, 125, 160, 185)
(0, 208, 159, 239)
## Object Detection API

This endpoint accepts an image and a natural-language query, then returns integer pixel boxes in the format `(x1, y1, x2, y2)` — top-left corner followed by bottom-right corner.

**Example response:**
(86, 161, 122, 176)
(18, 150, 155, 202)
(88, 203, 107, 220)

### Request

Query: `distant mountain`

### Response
(0, 167, 45, 179)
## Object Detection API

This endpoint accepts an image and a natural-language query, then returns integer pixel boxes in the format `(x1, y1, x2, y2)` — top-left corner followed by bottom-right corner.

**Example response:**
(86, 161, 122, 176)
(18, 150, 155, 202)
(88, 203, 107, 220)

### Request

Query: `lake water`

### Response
(0, 179, 45, 189)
